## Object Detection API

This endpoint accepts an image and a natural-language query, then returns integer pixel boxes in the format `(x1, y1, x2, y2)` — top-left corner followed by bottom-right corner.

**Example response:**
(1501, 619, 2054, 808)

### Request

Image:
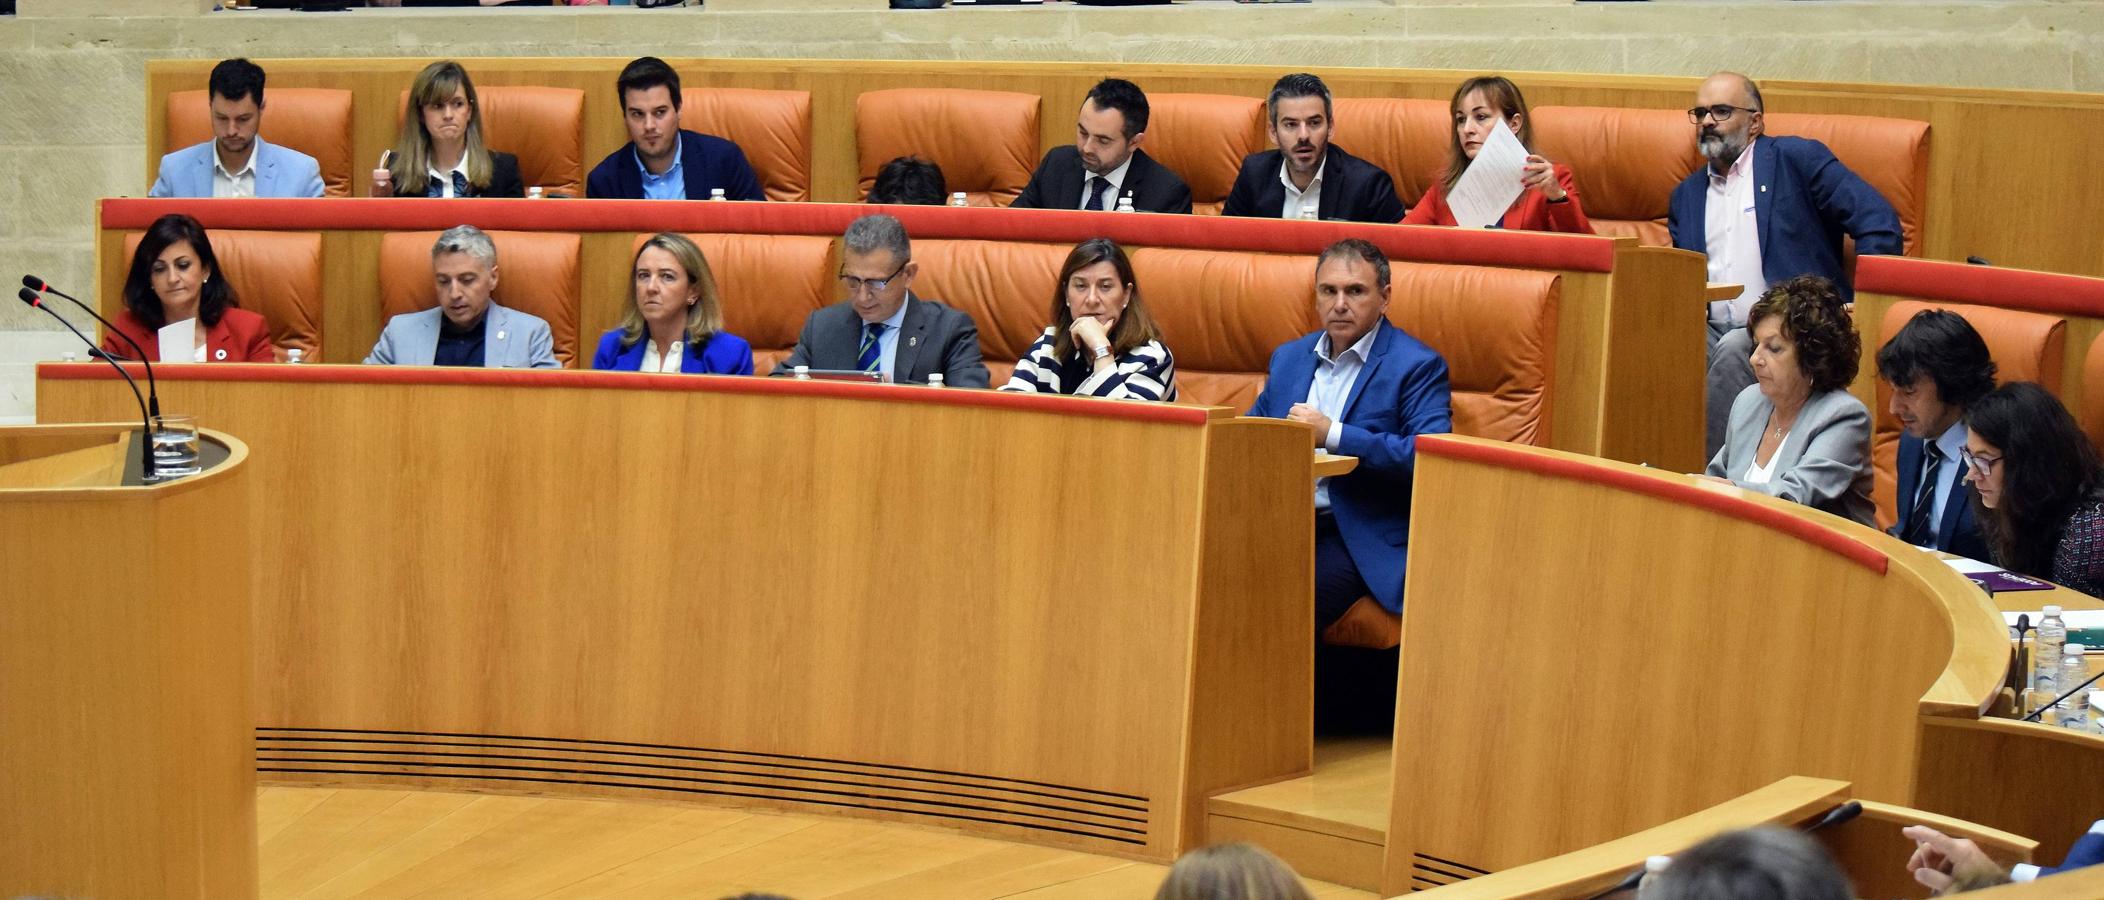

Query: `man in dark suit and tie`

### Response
(774, 214, 990, 387)
(1009, 78, 1192, 214)
(1670, 71, 1904, 457)
(1876, 309, 1997, 560)
(1222, 73, 1405, 223)
(1250, 238, 1452, 731)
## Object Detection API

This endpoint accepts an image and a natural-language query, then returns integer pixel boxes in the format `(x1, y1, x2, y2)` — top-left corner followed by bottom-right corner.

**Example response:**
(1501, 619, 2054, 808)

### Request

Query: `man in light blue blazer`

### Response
(1249, 239, 1452, 732)
(147, 59, 325, 199)
(364, 225, 558, 369)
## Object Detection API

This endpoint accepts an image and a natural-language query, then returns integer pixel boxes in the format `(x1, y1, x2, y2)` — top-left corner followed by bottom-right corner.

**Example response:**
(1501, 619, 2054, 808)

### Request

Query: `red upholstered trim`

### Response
(1858, 257, 2104, 318)
(98, 198, 1619, 273)
(35, 362, 1215, 426)
(1418, 435, 1889, 575)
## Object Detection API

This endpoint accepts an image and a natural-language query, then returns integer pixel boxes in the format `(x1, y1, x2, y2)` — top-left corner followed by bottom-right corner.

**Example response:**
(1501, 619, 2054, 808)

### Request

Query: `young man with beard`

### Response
(1668, 71, 1902, 458)
(1009, 78, 1192, 214)
(1223, 73, 1404, 223)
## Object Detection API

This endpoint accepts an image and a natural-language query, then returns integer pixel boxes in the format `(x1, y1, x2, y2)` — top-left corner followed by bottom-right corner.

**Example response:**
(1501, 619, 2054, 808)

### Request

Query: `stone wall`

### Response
(1, 0, 2100, 415)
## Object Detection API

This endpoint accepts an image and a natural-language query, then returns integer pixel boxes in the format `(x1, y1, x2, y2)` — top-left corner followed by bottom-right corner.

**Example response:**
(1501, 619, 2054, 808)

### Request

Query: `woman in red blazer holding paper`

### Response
(103, 213, 274, 363)
(1402, 75, 1593, 235)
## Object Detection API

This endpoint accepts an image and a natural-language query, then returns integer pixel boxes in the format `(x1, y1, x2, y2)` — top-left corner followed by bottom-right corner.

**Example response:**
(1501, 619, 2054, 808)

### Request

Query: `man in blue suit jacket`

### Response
(584, 56, 764, 202)
(1250, 239, 1452, 731)
(1877, 309, 1997, 560)
(148, 58, 325, 199)
(1670, 72, 1903, 457)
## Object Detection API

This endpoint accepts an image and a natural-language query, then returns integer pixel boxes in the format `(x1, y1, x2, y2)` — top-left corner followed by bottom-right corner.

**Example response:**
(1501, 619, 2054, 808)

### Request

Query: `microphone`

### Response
(23, 274, 159, 418)
(18, 288, 155, 482)
(1579, 800, 1865, 899)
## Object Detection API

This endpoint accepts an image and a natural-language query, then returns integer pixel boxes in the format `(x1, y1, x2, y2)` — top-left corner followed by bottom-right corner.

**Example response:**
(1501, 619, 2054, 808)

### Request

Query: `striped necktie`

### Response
(857, 322, 886, 374)
(1902, 444, 1944, 545)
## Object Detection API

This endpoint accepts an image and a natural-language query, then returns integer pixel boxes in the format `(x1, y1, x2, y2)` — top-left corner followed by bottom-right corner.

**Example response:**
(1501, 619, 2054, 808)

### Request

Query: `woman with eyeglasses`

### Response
(1700, 275, 1874, 526)
(1962, 382, 2104, 596)
(1401, 75, 1592, 234)
(1001, 238, 1177, 402)
(592, 233, 753, 375)
(372, 60, 525, 198)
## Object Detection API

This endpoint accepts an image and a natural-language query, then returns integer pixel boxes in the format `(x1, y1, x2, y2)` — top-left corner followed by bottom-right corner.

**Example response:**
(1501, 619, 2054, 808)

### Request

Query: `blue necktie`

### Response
(857, 322, 886, 374)
(1902, 444, 1944, 545)
(426, 170, 470, 198)
(1083, 176, 1110, 211)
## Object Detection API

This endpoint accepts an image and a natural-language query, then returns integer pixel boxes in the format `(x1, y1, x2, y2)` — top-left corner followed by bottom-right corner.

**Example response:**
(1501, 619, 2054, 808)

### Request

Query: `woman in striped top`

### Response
(1000, 238, 1178, 402)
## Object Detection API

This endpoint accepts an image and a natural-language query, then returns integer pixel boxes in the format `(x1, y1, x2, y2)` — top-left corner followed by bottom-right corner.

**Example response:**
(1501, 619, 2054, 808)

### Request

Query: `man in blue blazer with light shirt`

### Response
(148, 58, 324, 199)
(1250, 239, 1452, 731)
(584, 57, 764, 202)
(1670, 71, 1902, 458)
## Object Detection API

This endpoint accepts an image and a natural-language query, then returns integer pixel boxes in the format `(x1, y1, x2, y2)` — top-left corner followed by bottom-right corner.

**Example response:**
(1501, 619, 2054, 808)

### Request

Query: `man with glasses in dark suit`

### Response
(773, 214, 990, 387)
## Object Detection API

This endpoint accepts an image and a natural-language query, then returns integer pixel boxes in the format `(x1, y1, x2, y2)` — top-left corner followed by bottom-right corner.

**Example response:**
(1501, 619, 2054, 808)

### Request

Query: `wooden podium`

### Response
(0, 423, 256, 899)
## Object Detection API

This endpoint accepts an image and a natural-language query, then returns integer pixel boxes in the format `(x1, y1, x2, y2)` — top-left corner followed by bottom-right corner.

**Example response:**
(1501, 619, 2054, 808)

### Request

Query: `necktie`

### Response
(1083, 176, 1110, 211)
(1902, 444, 1944, 545)
(426, 170, 471, 199)
(857, 322, 886, 374)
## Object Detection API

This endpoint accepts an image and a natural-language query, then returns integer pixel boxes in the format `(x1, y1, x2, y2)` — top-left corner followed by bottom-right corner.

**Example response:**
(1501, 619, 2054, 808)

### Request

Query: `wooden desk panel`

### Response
(35, 366, 1311, 862)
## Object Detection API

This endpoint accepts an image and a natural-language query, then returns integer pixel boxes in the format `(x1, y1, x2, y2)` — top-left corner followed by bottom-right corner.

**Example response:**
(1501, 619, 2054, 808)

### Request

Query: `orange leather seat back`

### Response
(1389, 264, 1561, 444)
(1146, 94, 1267, 216)
(397, 85, 585, 197)
(1765, 113, 1929, 256)
(123, 229, 324, 361)
(1331, 97, 1451, 208)
(1869, 300, 2066, 526)
(911, 239, 1067, 365)
(167, 88, 355, 197)
(1532, 106, 1702, 247)
(2087, 335, 2104, 449)
(855, 89, 1040, 207)
(1136, 248, 1318, 411)
(629, 233, 837, 375)
(683, 87, 814, 202)
(378, 230, 581, 367)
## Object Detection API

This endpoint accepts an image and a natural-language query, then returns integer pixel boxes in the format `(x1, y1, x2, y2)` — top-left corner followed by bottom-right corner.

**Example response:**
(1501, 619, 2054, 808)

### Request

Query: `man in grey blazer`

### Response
(364, 225, 559, 369)
(773, 214, 989, 387)
(148, 58, 325, 199)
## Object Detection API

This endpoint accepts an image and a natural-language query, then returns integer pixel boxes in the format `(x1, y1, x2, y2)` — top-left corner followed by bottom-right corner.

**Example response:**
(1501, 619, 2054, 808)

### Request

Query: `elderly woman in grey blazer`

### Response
(1702, 275, 1876, 526)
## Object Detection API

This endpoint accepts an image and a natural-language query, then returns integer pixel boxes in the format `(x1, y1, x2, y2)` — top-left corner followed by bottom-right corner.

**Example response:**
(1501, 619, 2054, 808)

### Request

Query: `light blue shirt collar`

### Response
(871, 295, 911, 380)
(636, 133, 685, 200)
(1927, 419, 1968, 529)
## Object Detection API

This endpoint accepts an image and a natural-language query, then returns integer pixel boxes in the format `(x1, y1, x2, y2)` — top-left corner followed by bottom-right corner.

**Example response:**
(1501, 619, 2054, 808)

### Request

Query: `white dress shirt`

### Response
(427, 157, 472, 199)
(1079, 154, 1133, 211)
(1923, 421, 1969, 531)
(1279, 153, 1328, 220)
(212, 145, 258, 199)
(640, 339, 685, 373)
(1704, 141, 1766, 327)
(1306, 325, 1378, 511)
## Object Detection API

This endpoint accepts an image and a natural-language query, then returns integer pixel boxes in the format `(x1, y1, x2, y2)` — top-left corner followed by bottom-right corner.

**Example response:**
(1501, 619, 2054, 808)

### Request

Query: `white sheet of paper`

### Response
(157, 318, 196, 363)
(1944, 556, 2000, 575)
(1445, 122, 1530, 229)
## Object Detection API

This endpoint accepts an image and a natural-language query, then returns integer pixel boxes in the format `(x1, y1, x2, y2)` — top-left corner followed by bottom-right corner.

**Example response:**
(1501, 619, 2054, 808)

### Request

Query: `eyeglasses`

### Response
(1960, 448, 2003, 475)
(1688, 105, 1760, 124)
(838, 258, 909, 296)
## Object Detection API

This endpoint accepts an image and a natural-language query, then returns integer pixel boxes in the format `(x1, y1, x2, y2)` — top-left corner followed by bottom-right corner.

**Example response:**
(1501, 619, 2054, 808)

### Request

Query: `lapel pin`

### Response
(497, 330, 507, 341)
(908, 336, 920, 347)
(214, 348, 227, 361)
(1760, 185, 1768, 192)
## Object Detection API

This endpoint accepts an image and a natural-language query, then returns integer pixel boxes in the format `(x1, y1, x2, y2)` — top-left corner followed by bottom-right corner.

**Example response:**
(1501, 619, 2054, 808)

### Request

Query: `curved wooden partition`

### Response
(1916, 717, 2104, 868)
(34, 364, 1313, 863)
(95, 197, 1707, 471)
(1382, 435, 2010, 895)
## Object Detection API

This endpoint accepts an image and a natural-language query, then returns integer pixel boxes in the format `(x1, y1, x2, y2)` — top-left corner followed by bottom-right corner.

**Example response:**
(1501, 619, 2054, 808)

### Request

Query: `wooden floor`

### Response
(1204, 737, 1395, 891)
(257, 786, 1379, 899)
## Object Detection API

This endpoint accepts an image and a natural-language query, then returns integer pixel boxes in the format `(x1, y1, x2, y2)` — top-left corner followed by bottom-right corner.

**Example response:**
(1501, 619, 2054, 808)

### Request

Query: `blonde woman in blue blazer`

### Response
(592, 233, 753, 375)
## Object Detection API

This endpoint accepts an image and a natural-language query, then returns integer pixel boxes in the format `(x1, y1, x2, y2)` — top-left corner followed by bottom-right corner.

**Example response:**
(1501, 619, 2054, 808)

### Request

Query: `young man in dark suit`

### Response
(773, 214, 990, 387)
(1009, 78, 1192, 214)
(1670, 71, 1903, 456)
(585, 56, 764, 201)
(1877, 309, 1997, 560)
(1221, 73, 1404, 224)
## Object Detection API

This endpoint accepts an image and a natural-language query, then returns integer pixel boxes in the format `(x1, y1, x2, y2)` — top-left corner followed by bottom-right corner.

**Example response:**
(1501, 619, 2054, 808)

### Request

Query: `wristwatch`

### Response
(1091, 344, 1112, 360)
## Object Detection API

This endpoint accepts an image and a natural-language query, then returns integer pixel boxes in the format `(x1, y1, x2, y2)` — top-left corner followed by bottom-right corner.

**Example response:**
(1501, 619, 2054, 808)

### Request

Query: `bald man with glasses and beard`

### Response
(1669, 71, 1902, 459)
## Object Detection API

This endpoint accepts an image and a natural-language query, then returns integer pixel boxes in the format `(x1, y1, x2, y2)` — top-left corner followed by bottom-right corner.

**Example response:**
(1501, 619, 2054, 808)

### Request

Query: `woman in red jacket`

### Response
(1403, 75, 1593, 235)
(103, 213, 274, 363)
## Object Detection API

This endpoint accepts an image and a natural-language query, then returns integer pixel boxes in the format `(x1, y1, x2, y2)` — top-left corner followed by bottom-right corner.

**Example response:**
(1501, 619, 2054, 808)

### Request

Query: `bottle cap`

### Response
(928, 373, 944, 386)
(2089, 691, 2104, 707)
(710, 188, 727, 200)
(527, 186, 544, 199)
(2047, 605, 2064, 616)
(793, 365, 809, 374)
(1644, 855, 1672, 873)
(61, 351, 77, 362)
(2069, 644, 2087, 657)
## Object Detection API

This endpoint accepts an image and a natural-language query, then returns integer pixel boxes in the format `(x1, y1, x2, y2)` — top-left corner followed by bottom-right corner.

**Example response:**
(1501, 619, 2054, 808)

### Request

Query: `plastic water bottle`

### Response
(792, 365, 811, 380)
(1634, 855, 1672, 898)
(2088, 692, 2104, 734)
(285, 348, 303, 364)
(1114, 195, 1136, 213)
(949, 192, 969, 208)
(2058, 644, 2090, 728)
(927, 373, 944, 388)
(2036, 605, 2067, 696)
(709, 188, 727, 201)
